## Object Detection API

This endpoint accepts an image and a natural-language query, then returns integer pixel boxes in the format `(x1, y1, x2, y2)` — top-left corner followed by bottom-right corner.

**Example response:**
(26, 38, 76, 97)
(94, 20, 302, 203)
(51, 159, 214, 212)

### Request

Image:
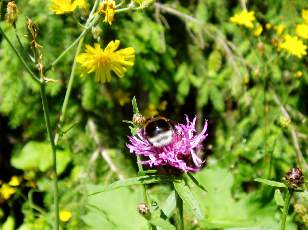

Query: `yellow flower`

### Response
(74, 0, 86, 9)
(296, 24, 308, 39)
(77, 40, 135, 83)
(253, 24, 263, 36)
(98, 0, 116, 25)
(8, 176, 20, 187)
(59, 210, 72, 222)
(0, 184, 16, 200)
(275, 24, 285, 36)
(230, 10, 255, 28)
(279, 35, 307, 58)
(295, 70, 303, 78)
(50, 0, 85, 14)
(265, 23, 272, 30)
(302, 9, 308, 24)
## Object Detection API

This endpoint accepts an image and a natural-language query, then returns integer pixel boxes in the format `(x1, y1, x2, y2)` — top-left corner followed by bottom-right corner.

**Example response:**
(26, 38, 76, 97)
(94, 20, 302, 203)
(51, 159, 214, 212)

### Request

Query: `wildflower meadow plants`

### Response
(0, 0, 308, 230)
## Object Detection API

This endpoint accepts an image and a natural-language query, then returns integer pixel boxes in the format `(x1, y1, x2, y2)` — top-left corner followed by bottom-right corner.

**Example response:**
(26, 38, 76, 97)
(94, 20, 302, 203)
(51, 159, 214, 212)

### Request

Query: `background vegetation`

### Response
(0, 0, 307, 229)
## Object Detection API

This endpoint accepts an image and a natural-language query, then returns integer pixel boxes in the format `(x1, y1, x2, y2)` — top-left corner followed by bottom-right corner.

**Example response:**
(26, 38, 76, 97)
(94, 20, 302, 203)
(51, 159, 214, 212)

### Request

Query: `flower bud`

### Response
(138, 203, 150, 215)
(283, 168, 304, 189)
(5, 1, 18, 26)
(132, 114, 146, 127)
(279, 116, 291, 129)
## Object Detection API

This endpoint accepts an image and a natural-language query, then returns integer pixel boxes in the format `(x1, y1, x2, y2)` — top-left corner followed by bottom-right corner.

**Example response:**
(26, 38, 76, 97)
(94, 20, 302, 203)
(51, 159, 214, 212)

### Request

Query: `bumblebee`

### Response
(143, 116, 175, 147)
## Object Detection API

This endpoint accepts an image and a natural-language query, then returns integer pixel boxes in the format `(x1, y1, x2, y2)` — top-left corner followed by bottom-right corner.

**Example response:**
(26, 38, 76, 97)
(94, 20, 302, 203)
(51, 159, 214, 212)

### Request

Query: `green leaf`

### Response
(254, 178, 287, 188)
(162, 191, 176, 218)
(187, 173, 207, 192)
(11, 141, 71, 174)
(2, 216, 15, 230)
(208, 50, 222, 74)
(84, 185, 147, 230)
(210, 87, 225, 112)
(132, 96, 140, 114)
(173, 179, 204, 220)
(274, 189, 284, 207)
(197, 83, 210, 108)
(89, 175, 177, 196)
(149, 217, 176, 230)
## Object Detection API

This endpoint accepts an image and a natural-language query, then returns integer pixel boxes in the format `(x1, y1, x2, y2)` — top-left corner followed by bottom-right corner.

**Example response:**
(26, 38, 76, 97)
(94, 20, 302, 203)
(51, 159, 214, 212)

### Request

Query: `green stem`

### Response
(281, 189, 293, 230)
(46, 0, 100, 71)
(0, 26, 40, 83)
(116, 5, 144, 13)
(136, 155, 152, 230)
(54, 35, 85, 145)
(175, 190, 184, 230)
(53, 0, 100, 145)
(40, 81, 59, 230)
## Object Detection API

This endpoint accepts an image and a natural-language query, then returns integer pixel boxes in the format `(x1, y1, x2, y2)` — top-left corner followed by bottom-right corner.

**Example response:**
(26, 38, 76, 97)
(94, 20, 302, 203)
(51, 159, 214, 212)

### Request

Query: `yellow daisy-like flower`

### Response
(230, 10, 256, 28)
(275, 24, 285, 36)
(295, 70, 303, 78)
(50, 0, 85, 14)
(98, 0, 116, 25)
(8, 176, 20, 187)
(302, 9, 308, 24)
(77, 40, 135, 83)
(0, 184, 16, 200)
(59, 210, 72, 222)
(279, 35, 307, 58)
(253, 24, 263, 36)
(296, 24, 308, 39)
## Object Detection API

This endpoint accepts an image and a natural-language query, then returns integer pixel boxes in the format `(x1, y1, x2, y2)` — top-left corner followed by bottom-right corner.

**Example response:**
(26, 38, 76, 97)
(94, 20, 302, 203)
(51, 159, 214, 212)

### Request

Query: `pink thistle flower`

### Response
(127, 116, 208, 172)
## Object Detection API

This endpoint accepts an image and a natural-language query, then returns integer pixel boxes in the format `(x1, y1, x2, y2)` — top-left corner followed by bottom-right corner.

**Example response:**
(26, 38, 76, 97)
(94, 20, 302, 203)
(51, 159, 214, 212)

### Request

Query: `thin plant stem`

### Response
(281, 189, 293, 230)
(272, 92, 308, 171)
(46, 15, 99, 71)
(136, 151, 152, 230)
(39, 81, 59, 230)
(175, 190, 184, 230)
(0, 26, 40, 83)
(46, 0, 100, 71)
(53, 0, 100, 145)
(54, 35, 85, 145)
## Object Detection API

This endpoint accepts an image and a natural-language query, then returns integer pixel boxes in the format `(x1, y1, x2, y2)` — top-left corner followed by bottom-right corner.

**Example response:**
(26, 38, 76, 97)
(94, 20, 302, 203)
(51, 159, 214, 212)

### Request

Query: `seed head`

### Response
(283, 167, 304, 189)
(132, 114, 146, 127)
(138, 203, 150, 215)
(5, 1, 18, 26)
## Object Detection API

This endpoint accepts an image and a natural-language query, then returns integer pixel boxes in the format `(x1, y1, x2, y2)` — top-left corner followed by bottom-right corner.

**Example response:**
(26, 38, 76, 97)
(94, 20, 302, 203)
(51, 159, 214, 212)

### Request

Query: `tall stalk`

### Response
(281, 190, 293, 230)
(39, 81, 59, 230)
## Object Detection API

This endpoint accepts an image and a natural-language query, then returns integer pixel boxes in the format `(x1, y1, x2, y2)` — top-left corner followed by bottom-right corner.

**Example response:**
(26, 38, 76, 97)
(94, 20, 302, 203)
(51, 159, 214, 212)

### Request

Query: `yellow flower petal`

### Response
(8, 176, 20, 187)
(77, 41, 135, 83)
(230, 10, 256, 28)
(296, 24, 308, 39)
(59, 210, 72, 222)
(98, 0, 116, 25)
(50, 0, 85, 14)
(279, 35, 307, 58)
(253, 24, 263, 36)
(302, 9, 308, 24)
(0, 184, 16, 200)
(50, 0, 76, 14)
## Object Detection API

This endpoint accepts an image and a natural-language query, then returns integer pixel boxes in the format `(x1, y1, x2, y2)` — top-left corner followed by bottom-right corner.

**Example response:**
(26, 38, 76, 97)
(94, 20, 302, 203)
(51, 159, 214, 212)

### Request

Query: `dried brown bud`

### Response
(138, 203, 150, 215)
(132, 114, 146, 127)
(5, 1, 18, 26)
(283, 168, 304, 189)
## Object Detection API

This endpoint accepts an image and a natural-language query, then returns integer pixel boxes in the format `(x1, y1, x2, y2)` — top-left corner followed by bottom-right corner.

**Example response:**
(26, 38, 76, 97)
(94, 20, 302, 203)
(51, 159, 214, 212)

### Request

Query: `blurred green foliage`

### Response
(0, 0, 308, 229)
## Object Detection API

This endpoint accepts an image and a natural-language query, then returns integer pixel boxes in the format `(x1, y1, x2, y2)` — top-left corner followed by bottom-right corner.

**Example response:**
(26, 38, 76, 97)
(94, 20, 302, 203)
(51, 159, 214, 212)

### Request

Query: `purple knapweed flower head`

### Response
(127, 116, 208, 172)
